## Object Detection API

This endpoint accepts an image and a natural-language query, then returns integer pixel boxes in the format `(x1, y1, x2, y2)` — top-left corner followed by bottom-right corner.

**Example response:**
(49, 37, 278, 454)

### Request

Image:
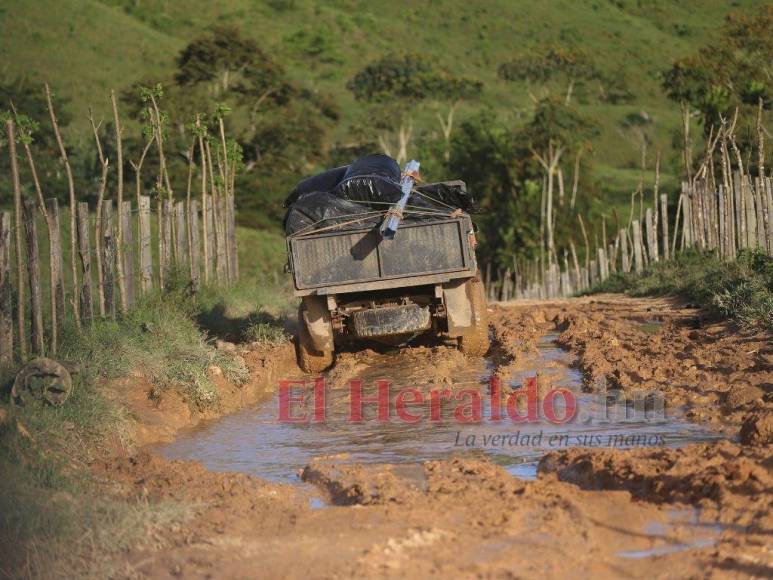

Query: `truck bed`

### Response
(288, 216, 477, 296)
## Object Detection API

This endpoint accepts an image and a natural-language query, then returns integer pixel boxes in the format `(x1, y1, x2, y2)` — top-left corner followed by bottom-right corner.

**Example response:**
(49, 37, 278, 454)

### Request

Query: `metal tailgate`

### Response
(289, 217, 476, 291)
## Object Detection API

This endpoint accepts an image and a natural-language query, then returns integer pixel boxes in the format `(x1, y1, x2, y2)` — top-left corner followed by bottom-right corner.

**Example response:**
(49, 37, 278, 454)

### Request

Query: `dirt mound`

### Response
(109, 341, 297, 446)
(740, 412, 773, 445)
(538, 441, 771, 505)
(301, 457, 421, 505)
(537, 440, 773, 573)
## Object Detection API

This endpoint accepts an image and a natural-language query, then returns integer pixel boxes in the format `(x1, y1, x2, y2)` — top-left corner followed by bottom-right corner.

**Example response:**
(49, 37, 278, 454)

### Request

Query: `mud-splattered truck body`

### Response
(287, 213, 489, 372)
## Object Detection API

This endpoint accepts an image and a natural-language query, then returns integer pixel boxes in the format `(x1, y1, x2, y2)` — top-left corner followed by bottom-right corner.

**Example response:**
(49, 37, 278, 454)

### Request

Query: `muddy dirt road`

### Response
(103, 295, 771, 578)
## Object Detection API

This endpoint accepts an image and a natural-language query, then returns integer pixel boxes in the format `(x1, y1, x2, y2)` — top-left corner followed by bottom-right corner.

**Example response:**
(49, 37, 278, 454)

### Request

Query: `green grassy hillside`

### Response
(0, 0, 766, 214)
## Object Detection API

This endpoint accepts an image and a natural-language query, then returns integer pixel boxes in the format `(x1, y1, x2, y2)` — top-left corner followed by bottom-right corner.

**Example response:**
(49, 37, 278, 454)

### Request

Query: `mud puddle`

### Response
(159, 333, 723, 482)
(616, 509, 724, 559)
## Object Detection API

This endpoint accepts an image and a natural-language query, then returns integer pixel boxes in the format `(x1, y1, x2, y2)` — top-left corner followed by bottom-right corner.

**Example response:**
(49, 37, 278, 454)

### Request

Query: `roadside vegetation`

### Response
(587, 249, 773, 332)
(0, 226, 292, 578)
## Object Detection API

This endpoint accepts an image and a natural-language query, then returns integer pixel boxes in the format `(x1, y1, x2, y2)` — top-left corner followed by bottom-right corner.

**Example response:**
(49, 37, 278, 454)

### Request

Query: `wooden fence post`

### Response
(632, 220, 644, 273)
(725, 174, 736, 257)
(694, 182, 705, 249)
(741, 175, 757, 248)
(766, 178, 773, 255)
(680, 192, 690, 249)
(157, 199, 166, 289)
(619, 229, 629, 273)
(121, 201, 135, 306)
(749, 175, 765, 250)
(227, 194, 238, 281)
(76, 202, 94, 325)
(607, 242, 616, 273)
(23, 199, 44, 355)
(734, 172, 745, 249)
(659, 193, 670, 261)
(568, 241, 581, 291)
(718, 186, 727, 259)
(190, 200, 200, 290)
(45, 198, 65, 353)
(175, 201, 188, 277)
(597, 247, 608, 281)
(101, 200, 115, 319)
(0, 213, 12, 363)
(138, 196, 152, 294)
(8, 121, 26, 357)
(755, 177, 770, 254)
(645, 208, 658, 263)
(161, 200, 172, 287)
(215, 196, 227, 283)
(202, 194, 211, 284)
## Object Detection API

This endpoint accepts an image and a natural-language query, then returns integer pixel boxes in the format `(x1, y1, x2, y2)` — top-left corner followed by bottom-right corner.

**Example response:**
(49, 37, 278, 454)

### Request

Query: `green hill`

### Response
(0, 0, 766, 216)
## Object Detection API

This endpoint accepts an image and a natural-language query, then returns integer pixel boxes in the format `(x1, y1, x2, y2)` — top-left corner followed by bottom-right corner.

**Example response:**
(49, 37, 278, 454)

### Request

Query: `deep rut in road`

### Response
(159, 326, 722, 482)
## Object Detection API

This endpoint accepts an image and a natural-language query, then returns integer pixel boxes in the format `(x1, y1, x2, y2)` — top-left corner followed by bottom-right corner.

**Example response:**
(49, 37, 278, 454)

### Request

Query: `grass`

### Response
(586, 249, 773, 331)
(0, 224, 293, 578)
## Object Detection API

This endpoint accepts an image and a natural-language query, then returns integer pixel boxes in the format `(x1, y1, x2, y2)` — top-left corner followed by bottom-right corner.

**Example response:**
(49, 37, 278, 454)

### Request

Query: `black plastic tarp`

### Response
(283, 154, 477, 235)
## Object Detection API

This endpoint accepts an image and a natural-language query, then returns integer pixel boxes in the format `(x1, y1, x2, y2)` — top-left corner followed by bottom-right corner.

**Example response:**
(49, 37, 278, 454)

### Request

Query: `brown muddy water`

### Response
(159, 334, 723, 483)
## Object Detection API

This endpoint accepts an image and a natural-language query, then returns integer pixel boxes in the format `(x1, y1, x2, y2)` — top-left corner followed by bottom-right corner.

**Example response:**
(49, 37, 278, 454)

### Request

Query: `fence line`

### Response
(488, 173, 772, 302)
(0, 194, 238, 362)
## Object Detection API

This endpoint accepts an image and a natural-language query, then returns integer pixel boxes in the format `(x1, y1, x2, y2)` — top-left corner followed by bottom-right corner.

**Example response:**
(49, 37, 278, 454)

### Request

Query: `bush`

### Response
(586, 249, 773, 331)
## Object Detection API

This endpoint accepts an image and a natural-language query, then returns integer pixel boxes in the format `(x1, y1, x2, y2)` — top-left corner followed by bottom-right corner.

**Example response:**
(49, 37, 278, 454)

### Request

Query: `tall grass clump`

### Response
(587, 249, 773, 331)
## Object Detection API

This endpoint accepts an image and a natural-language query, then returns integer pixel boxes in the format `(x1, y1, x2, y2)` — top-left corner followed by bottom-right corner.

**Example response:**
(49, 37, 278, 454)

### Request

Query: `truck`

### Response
(285, 171, 489, 373)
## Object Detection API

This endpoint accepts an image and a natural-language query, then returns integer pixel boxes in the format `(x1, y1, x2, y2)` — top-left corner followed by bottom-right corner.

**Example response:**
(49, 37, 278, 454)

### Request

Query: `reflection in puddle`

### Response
(617, 509, 723, 559)
(159, 333, 722, 483)
(308, 496, 327, 510)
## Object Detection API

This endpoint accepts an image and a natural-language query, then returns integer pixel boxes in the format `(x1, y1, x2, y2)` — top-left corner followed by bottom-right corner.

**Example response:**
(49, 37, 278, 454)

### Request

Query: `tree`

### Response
(662, 6, 772, 137)
(175, 25, 284, 100)
(517, 98, 599, 263)
(122, 25, 339, 221)
(448, 114, 540, 267)
(499, 46, 600, 105)
(348, 53, 481, 164)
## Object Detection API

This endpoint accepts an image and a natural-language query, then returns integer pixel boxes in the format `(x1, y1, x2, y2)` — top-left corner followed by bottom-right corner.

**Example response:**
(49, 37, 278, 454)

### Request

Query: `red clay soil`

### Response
(84, 296, 772, 577)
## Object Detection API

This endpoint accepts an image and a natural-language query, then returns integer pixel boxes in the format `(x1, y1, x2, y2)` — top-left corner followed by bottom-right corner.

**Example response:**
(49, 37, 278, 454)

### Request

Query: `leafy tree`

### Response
(121, 25, 339, 220)
(517, 98, 599, 261)
(175, 25, 284, 100)
(619, 111, 655, 168)
(499, 46, 600, 105)
(499, 45, 633, 106)
(283, 29, 343, 68)
(449, 107, 596, 269)
(662, 6, 772, 135)
(348, 53, 481, 164)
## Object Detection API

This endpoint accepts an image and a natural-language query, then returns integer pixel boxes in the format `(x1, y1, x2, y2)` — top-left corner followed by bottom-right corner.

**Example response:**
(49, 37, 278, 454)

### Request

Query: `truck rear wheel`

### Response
(457, 277, 490, 357)
(296, 303, 334, 374)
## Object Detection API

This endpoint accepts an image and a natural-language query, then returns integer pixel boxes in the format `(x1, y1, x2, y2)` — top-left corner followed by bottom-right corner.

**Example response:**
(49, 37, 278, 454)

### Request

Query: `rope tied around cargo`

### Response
(290, 200, 459, 238)
(384, 206, 404, 221)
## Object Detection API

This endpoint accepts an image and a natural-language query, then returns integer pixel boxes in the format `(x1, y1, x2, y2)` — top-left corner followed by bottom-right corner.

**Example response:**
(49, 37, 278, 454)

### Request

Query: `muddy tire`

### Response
(296, 304, 334, 374)
(457, 277, 490, 357)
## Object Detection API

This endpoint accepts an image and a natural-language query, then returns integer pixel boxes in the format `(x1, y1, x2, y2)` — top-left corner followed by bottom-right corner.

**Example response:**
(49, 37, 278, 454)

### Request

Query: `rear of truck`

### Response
(283, 154, 489, 373)
(287, 214, 489, 372)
